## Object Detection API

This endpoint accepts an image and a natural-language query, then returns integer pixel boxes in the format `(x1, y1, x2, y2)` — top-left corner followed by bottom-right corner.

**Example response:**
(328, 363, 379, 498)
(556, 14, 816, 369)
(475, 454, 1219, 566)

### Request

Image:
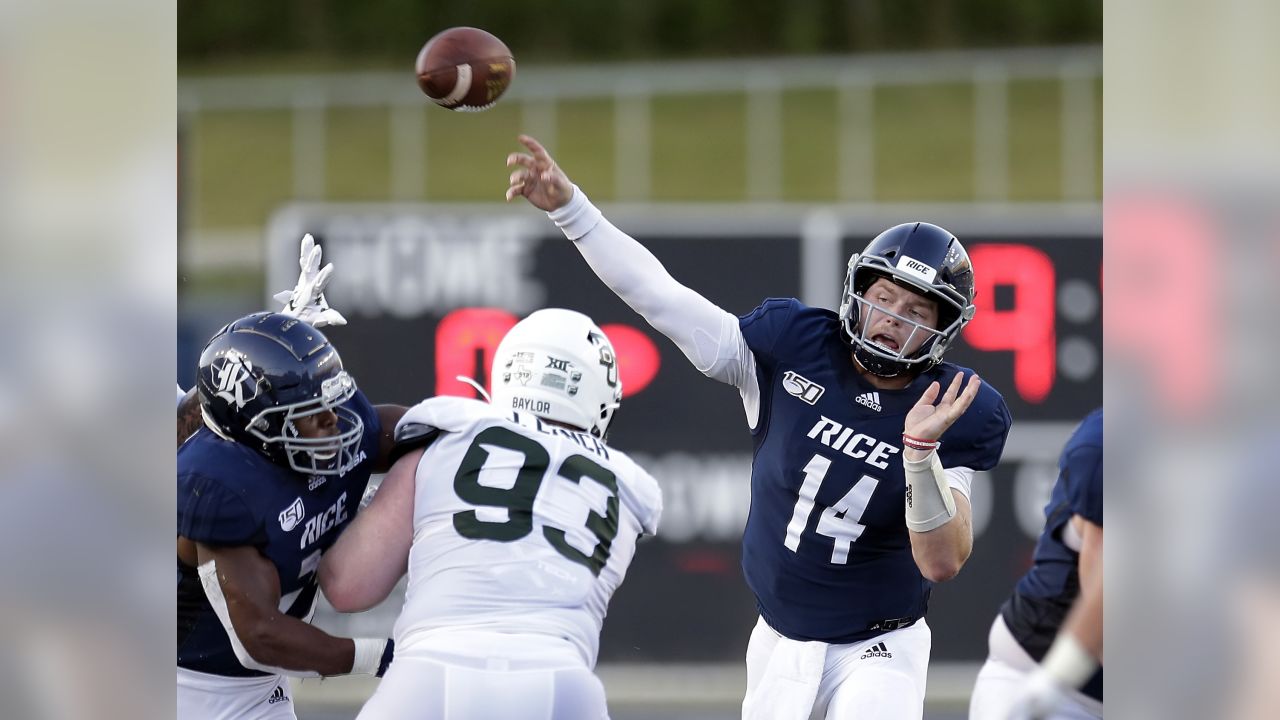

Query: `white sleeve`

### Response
(945, 467, 975, 501)
(549, 187, 764, 427)
(622, 465, 663, 537)
(197, 560, 322, 678)
(177, 383, 187, 408)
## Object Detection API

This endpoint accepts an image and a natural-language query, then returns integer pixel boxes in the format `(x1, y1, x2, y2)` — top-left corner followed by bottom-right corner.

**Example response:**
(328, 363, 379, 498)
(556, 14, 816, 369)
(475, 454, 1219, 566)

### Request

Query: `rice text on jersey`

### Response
(805, 416, 900, 470)
(299, 491, 348, 549)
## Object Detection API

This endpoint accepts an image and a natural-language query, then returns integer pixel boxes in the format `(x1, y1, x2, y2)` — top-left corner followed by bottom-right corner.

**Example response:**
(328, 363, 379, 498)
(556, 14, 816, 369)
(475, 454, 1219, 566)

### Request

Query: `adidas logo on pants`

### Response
(859, 642, 892, 659)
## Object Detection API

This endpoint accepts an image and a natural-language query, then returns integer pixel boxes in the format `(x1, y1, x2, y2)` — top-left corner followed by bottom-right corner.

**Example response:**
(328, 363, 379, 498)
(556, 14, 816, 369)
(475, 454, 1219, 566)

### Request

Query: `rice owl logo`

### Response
(212, 350, 260, 410)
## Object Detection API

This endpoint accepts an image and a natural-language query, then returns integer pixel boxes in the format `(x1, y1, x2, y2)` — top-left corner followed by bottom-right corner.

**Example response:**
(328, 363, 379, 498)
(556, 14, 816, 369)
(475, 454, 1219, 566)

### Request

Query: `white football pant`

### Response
(356, 629, 609, 720)
(177, 667, 296, 720)
(742, 615, 932, 720)
(969, 615, 1102, 719)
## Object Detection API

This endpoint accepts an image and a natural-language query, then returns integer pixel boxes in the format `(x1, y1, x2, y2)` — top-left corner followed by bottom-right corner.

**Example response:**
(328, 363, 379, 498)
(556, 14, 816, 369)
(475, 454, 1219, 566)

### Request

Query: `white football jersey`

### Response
(391, 396, 663, 668)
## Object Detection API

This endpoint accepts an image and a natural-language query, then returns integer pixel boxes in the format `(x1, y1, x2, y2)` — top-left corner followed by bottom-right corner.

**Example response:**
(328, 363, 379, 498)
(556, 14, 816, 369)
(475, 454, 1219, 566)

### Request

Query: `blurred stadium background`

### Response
(178, 3, 1101, 718)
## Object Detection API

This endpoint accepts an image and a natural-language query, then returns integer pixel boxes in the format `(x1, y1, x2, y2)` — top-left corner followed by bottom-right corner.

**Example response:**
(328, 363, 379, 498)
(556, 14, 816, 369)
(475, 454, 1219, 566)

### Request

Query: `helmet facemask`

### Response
(246, 371, 366, 476)
(838, 254, 974, 378)
(197, 313, 370, 478)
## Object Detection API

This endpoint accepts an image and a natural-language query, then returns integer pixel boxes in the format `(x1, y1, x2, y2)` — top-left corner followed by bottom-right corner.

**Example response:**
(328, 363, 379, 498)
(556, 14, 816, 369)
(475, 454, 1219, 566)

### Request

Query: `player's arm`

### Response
(506, 134, 757, 391)
(371, 404, 409, 473)
(907, 487, 972, 583)
(1007, 516, 1102, 719)
(902, 372, 982, 582)
(193, 541, 392, 677)
(320, 447, 421, 612)
(1059, 515, 1103, 661)
(177, 386, 201, 448)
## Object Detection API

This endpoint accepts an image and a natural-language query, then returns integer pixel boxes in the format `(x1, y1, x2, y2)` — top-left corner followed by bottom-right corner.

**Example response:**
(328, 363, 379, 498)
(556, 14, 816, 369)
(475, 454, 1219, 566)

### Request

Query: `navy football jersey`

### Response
(738, 298, 1011, 644)
(1002, 407, 1102, 701)
(176, 389, 382, 677)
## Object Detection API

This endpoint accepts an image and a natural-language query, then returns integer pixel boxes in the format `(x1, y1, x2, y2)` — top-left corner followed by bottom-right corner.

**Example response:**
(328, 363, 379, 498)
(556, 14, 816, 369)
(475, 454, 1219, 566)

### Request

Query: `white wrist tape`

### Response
(1040, 633, 1098, 690)
(547, 185, 604, 240)
(904, 449, 957, 532)
(351, 637, 387, 675)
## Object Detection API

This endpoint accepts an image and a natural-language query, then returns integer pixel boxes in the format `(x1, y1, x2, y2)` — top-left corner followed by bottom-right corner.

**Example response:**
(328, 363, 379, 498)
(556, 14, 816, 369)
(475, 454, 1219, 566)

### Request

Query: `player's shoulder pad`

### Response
(178, 433, 277, 488)
(1067, 408, 1103, 452)
(610, 451, 663, 537)
(934, 362, 1013, 471)
(1061, 408, 1103, 525)
(395, 395, 503, 438)
(389, 396, 500, 466)
(388, 422, 442, 468)
(177, 469, 263, 546)
(738, 297, 836, 364)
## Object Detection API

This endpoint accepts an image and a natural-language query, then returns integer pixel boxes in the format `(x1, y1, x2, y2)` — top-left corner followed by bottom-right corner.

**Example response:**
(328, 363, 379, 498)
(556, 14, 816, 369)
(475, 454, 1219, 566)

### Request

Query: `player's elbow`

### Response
(918, 557, 963, 583)
(319, 561, 373, 613)
(237, 622, 290, 670)
(914, 546, 969, 583)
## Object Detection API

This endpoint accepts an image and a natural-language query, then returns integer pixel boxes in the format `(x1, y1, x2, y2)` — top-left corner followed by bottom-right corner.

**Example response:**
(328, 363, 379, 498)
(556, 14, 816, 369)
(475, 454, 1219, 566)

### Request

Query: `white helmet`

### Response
(490, 309, 622, 438)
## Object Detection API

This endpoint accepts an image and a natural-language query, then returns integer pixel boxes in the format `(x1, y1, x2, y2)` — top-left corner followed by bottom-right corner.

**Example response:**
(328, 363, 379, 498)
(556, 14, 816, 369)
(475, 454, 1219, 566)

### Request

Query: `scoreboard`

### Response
(265, 203, 1102, 661)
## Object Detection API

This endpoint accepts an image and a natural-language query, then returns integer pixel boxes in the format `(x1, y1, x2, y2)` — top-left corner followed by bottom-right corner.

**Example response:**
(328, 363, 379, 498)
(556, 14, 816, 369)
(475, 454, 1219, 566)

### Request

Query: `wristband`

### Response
(902, 434, 940, 452)
(1039, 633, 1098, 690)
(351, 637, 392, 676)
(903, 448, 957, 532)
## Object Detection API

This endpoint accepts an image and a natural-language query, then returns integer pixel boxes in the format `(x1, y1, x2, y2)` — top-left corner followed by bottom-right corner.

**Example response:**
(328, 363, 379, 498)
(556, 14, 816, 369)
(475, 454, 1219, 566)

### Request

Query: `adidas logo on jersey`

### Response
(859, 642, 892, 659)
(855, 392, 882, 412)
(267, 685, 289, 704)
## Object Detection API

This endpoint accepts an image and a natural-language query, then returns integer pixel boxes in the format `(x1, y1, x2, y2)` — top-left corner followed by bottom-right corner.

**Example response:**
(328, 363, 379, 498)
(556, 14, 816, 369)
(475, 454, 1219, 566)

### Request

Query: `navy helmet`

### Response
(837, 222, 976, 377)
(196, 312, 364, 476)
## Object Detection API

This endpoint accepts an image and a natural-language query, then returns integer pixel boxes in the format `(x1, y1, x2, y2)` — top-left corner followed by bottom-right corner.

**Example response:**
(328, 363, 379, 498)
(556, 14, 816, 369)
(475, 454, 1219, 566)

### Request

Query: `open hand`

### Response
(903, 372, 981, 442)
(505, 134, 574, 211)
(273, 233, 347, 328)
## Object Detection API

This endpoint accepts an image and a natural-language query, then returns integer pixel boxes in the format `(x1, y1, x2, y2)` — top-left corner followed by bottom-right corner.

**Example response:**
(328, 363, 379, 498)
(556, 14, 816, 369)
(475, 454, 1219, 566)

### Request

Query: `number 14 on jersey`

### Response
(784, 454, 880, 564)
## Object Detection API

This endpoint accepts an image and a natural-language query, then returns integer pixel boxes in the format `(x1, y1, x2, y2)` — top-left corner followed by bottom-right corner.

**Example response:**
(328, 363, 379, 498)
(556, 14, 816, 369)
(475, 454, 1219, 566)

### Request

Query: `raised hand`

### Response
(273, 233, 347, 328)
(903, 372, 981, 443)
(504, 134, 575, 211)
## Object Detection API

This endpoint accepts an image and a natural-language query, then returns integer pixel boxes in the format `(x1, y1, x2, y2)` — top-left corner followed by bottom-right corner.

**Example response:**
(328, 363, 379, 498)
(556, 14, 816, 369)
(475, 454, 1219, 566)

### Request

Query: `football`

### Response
(414, 27, 515, 112)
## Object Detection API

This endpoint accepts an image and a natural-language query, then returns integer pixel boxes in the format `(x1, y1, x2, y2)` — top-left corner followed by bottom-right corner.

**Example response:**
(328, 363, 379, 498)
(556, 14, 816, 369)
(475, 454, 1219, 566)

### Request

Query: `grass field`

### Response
(181, 77, 1101, 231)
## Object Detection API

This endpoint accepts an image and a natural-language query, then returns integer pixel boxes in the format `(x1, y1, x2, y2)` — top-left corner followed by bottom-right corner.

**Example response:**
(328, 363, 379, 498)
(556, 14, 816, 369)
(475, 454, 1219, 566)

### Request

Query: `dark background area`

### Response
(180, 0, 1101, 68)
